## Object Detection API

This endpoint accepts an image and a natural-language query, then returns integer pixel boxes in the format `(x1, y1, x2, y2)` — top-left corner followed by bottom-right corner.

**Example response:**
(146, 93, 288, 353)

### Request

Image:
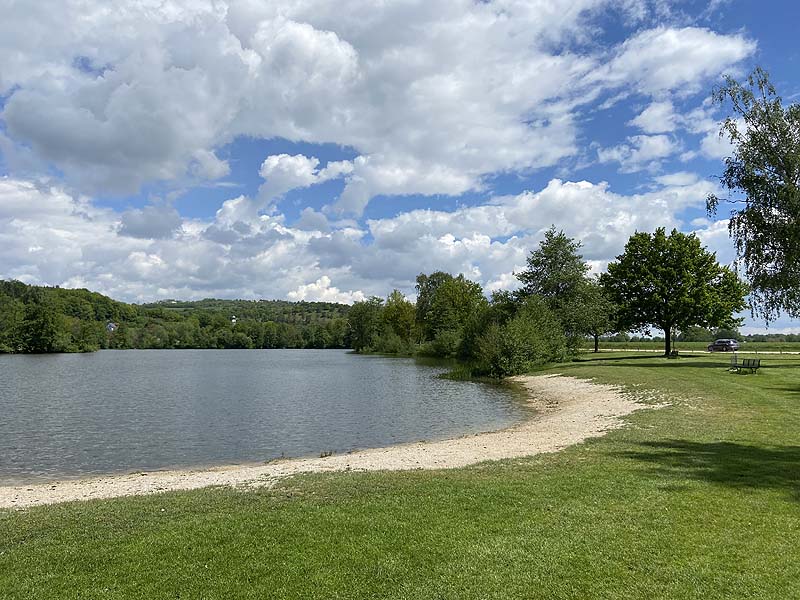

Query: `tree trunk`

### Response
(593, 333, 599, 353)
(663, 325, 671, 356)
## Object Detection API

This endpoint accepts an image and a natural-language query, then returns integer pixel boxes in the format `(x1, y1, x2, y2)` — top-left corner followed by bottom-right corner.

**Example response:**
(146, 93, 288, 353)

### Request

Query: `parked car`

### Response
(707, 338, 739, 352)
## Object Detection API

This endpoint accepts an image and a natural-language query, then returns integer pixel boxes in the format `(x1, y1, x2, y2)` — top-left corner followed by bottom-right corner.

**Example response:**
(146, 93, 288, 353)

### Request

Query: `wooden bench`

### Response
(730, 355, 761, 373)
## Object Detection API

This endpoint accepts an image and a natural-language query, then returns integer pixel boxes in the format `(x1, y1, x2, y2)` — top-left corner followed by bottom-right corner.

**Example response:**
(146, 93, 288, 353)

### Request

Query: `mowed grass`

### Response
(582, 340, 800, 353)
(2, 353, 800, 599)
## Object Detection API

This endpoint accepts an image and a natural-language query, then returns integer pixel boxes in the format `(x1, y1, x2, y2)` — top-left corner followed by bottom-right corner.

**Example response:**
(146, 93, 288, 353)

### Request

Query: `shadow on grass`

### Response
(574, 354, 800, 369)
(620, 440, 800, 501)
(766, 386, 800, 396)
(573, 354, 730, 369)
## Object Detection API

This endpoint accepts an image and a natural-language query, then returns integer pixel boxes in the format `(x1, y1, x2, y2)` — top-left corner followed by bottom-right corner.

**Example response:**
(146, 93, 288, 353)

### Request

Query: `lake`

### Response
(0, 350, 527, 484)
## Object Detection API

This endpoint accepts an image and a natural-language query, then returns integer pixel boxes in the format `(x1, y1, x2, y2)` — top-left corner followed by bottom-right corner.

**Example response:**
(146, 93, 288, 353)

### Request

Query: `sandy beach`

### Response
(0, 374, 660, 509)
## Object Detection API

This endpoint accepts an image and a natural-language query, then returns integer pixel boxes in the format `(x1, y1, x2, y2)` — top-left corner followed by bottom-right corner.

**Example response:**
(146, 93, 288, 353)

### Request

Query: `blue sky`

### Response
(0, 0, 798, 333)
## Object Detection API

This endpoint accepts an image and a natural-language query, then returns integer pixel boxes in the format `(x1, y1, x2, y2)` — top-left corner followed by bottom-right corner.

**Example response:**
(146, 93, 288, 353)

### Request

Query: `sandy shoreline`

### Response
(0, 374, 658, 509)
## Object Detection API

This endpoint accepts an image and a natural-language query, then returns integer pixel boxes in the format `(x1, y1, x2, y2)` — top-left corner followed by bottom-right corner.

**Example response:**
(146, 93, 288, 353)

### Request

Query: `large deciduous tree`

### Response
(347, 297, 384, 352)
(516, 226, 589, 306)
(18, 289, 64, 353)
(566, 279, 617, 353)
(414, 271, 454, 340)
(426, 275, 487, 340)
(601, 228, 748, 356)
(516, 227, 616, 350)
(707, 67, 800, 322)
(382, 290, 417, 343)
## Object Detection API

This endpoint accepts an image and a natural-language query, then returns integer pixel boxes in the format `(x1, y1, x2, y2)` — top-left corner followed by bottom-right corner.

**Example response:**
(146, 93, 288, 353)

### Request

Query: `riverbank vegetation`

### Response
(3, 352, 799, 598)
(0, 280, 350, 353)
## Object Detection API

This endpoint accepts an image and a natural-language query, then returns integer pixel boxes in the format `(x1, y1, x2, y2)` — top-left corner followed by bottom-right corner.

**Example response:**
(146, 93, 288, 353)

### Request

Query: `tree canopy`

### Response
(707, 67, 800, 322)
(425, 275, 488, 340)
(347, 297, 384, 352)
(601, 228, 748, 355)
(414, 271, 455, 340)
(516, 226, 589, 304)
(566, 278, 616, 353)
(516, 227, 614, 349)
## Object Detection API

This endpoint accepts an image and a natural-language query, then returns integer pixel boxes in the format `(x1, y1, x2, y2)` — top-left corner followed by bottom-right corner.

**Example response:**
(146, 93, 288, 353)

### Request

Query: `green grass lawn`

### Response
(2, 353, 799, 599)
(583, 340, 800, 353)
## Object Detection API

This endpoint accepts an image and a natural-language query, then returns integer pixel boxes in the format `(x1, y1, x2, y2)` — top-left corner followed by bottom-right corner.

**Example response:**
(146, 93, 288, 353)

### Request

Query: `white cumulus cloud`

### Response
(597, 134, 678, 173)
(287, 276, 365, 304)
(0, 2, 756, 212)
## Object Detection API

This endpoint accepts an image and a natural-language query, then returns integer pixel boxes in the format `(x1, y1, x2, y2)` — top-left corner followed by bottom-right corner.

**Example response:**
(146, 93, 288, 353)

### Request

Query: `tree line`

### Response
(348, 226, 747, 376)
(0, 280, 351, 353)
(2, 224, 749, 372)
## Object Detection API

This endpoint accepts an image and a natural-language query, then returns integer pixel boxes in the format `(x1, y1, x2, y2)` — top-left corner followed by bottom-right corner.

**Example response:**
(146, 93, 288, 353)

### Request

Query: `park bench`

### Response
(729, 355, 761, 374)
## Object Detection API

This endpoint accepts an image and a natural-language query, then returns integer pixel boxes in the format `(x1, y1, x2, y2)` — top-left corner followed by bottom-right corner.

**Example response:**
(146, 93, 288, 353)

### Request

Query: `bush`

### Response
(472, 297, 568, 377)
(430, 329, 462, 357)
(374, 331, 415, 355)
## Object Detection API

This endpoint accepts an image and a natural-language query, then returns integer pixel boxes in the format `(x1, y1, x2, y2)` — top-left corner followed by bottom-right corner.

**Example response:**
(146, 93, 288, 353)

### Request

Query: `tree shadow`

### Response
(575, 354, 687, 363)
(573, 354, 732, 369)
(619, 440, 800, 501)
(574, 354, 800, 369)
(766, 386, 800, 396)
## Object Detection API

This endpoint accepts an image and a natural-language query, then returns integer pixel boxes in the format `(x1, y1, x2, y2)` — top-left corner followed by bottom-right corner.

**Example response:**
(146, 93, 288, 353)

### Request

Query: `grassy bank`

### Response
(2, 353, 799, 598)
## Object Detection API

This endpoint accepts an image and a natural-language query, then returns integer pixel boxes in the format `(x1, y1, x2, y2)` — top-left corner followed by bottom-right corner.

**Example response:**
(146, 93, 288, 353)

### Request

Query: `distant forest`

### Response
(0, 280, 350, 353)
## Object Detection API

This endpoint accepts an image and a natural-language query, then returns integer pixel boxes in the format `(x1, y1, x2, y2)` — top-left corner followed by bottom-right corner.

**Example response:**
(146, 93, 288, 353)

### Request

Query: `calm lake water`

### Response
(0, 350, 527, 484)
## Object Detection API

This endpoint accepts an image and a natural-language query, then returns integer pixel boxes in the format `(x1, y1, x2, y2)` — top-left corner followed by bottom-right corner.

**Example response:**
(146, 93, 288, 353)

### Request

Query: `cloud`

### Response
(0, 3, 755, 213)
(0, 174, 719, 304)
(257, 154, 353, 203)
(597, 27, 755, 95)
(699, 127, 735, 160)
(653, 171, 700, 187)
(287, 276, 365, 304)
(597, 134, 678, 173)
(679, 105, 741, 160)
(118, 204, 183, 239)
(295, 207, 330, 232)
(629, 101, 678, 133)
(8, 168, 797, 330)
(191, 150, 230, 180)
(334, 155, 476, 215)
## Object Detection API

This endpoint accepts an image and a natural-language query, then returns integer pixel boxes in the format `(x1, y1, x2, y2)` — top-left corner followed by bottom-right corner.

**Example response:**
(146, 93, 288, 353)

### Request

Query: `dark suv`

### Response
(707, 339, 739, 352)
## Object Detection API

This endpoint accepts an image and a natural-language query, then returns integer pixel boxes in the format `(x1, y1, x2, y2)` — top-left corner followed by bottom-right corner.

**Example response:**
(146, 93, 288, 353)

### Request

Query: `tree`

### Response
(347, 297, 384, 352)
(18, 289, 65, 353)
(425, 275, 488, 340)
(601, 228, 748, 356)
(382, 290, 417, 343)
(707, 67, 800, 322)
(713, 327, 741, 340)
(566, 279, 616, 353)
(0, 293, 24, 352)
(517, 227, 616, 351)
(516, 226, 589, 305)
(677, 326, 714, 342)
(414, 271, 453, 340)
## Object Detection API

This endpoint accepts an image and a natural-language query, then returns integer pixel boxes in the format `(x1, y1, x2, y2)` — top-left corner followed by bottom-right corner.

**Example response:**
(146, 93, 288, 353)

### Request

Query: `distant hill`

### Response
(139, 297, 349, 324)
(0, 280, 351, 353)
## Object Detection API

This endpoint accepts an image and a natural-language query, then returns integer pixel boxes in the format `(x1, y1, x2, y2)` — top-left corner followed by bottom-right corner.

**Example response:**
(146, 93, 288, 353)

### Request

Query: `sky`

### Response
(1, 0, 799, 333)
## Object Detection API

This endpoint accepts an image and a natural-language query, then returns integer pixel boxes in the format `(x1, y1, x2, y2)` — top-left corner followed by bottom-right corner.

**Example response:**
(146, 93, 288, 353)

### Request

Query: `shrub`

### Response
(472, 297, 568, 377)
(374, 331, 415, 355)
(430, 329, 462, 357)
